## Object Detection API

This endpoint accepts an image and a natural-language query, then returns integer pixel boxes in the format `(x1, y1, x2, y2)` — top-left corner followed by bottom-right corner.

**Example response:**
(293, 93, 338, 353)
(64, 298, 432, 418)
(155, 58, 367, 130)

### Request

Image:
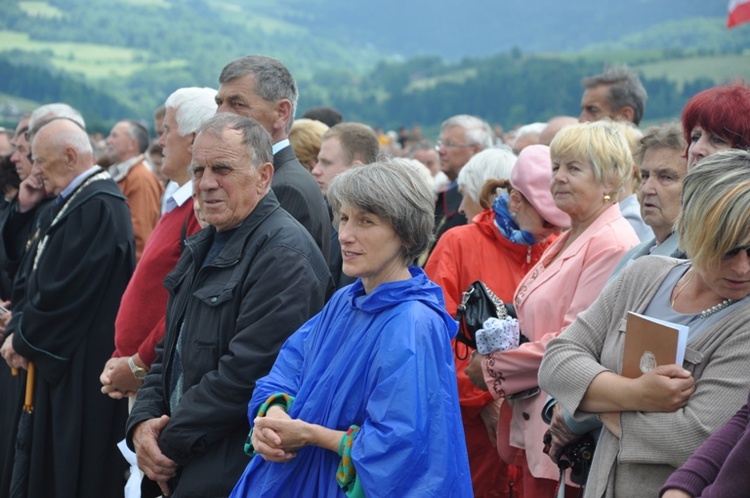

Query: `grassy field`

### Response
(534, 50, 750, 89)
(407, 68, 479, 92)
(121, 0, 170, 7)
(17, 1, 65, 19)
(0, 30, 186, 79)
(633, 54, 750, 89)
(540, 49, 666, 66)
(0, 91, 39, 111)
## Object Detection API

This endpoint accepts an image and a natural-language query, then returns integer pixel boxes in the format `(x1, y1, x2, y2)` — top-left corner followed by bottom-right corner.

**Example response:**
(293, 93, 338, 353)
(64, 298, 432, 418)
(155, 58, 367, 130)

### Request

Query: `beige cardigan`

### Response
(539, 256, 750, 498)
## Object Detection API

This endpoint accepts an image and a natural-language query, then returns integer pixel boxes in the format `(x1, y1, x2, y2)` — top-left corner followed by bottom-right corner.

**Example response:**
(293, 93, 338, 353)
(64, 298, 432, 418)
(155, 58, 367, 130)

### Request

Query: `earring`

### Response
(603, 194, 611, 202)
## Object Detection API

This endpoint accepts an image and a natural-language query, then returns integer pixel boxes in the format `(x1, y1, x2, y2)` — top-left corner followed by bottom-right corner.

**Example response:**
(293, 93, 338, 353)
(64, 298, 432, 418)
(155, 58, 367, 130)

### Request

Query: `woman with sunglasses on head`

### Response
(540, 150, 750, 497)
(466, 121, 640, 495)
(426, 145, 568, 498)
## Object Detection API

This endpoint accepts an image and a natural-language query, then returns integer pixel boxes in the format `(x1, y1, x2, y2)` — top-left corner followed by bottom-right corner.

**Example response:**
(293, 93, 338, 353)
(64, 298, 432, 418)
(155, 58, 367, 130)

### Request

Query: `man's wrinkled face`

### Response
(31, 135, 68, 195)
(191, 129, 266, 232)
(10, 132, 33, 181)
(437, 126, 478, 181)
(579, 85, 615, 123)
(215, 75, 278, 138)
(106, 122, 138, 163)
(157, 107, 194, 184)
(638, 147, 687, 242)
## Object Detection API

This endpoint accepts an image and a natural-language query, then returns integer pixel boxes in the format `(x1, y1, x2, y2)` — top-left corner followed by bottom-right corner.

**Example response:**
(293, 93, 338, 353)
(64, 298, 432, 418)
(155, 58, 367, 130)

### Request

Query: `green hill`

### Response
(1, 0, 748, 131)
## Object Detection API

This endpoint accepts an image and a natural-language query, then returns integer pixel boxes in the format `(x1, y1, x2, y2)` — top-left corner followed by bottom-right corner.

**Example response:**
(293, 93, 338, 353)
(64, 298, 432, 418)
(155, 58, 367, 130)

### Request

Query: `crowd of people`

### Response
(0, 54, 748, 498)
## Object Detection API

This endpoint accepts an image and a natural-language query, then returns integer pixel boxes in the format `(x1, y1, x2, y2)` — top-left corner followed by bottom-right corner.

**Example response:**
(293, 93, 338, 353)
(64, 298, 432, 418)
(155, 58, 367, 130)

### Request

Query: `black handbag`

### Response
(454, 281, 516, 358)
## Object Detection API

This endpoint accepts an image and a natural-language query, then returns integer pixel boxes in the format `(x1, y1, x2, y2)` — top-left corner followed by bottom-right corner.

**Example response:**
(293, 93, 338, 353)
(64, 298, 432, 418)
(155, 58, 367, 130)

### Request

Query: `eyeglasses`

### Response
(435, 140, 474, 151)
(722, 244, 750, 261)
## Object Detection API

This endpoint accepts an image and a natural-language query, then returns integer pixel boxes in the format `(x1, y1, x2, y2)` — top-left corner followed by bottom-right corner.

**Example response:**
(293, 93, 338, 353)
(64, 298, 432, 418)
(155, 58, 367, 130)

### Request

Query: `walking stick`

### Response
(23, 362, 35, 413)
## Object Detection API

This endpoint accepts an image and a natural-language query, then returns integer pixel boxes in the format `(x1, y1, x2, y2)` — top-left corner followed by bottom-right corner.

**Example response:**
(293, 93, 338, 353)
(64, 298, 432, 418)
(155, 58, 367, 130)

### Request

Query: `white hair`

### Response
(29, 103, 85, 130)
(400, 158, 435, 193)
(441, 114, 494, 149)
(458, 147, 517, 202)
(164, 87, 219, 137)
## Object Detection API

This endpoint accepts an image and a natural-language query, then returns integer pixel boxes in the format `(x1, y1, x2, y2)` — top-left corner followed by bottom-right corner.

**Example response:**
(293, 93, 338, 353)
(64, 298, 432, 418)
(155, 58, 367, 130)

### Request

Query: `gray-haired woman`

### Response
(230, 160, 473, 497)
(539, 149, 750, 497)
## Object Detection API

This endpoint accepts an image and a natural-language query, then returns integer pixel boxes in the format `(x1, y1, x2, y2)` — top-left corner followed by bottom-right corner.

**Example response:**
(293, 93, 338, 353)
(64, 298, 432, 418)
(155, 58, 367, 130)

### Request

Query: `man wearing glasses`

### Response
(420, 114, 493, 265)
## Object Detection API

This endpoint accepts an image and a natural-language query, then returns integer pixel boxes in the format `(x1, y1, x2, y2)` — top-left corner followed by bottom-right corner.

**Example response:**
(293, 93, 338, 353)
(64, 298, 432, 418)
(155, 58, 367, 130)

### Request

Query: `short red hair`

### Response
(681, 82, 750, 156)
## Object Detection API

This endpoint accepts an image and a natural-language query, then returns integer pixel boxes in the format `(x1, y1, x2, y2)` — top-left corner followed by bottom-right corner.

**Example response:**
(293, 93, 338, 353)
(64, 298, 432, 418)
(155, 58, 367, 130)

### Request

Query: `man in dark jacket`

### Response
(215, 54, 331, 263)
(127, 113, 333, 497)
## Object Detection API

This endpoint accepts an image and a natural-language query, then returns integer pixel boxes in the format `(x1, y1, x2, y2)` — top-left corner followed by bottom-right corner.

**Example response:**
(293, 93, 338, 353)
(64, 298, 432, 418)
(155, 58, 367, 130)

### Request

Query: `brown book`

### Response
(621, 312, 689, 378)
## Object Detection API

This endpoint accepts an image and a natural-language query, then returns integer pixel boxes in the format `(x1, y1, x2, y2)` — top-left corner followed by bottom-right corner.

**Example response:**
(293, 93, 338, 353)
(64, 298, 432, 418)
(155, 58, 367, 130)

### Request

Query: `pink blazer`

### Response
(482, 203, 639, 480)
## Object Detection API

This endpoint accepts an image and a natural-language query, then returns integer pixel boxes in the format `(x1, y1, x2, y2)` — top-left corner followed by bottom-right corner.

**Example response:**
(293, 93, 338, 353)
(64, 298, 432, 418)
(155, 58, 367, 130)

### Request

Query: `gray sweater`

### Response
(539, 256, 750, 498)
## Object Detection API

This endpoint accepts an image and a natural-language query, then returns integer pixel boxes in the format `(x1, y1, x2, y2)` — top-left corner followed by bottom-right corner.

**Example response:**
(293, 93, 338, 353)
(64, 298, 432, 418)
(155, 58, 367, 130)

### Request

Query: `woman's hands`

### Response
(545, 403, 583, 463)
(466, 352, 488, 391)
(632, 365, 695, 412)
(252, 406, 299, 462)
(581, 365, 695, 413)
(479, 398, 502, 447)
(252, 407, 348, 463)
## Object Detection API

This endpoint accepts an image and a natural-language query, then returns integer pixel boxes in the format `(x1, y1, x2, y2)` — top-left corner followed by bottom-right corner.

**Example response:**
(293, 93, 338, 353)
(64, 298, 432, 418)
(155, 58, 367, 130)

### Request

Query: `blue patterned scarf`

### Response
(493, 194, 537, 245)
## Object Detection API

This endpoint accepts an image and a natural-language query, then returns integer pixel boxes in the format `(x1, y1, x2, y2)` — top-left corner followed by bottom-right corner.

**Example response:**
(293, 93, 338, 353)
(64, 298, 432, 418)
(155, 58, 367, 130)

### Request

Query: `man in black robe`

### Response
(0, 118, 135, 497)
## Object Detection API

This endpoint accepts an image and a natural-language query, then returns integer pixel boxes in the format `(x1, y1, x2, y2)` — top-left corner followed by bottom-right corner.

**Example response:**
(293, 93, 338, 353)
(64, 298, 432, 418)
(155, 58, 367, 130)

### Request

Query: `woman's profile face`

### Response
(510, 191, 561, 242)
(458, 184, 482, 222)
(338, 203, 407, 293)
(550, 157, 609, 222)
(687, 126, 732, 171)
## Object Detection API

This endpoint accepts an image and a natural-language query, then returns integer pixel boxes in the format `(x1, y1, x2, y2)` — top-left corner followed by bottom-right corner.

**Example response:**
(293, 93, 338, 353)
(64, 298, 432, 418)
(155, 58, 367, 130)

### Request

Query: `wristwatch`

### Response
(128, 356, 147, 380)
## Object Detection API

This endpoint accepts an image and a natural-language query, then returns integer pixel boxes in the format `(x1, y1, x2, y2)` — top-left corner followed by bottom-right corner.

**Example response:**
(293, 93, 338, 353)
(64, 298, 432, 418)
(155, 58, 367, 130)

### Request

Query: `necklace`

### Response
(671, 269, 737, 319)
(671, 271, 694, 307)
(700, 299, 737, 319)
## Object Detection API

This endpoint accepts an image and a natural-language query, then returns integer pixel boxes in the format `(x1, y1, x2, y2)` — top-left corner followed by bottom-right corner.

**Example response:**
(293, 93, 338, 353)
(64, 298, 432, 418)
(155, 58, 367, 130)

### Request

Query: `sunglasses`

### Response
(722, 244, 750, 261)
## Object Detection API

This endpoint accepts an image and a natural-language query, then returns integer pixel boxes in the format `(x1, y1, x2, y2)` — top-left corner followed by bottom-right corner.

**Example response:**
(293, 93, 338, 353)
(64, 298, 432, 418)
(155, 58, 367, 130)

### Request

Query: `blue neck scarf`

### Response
(492, 194, 537, 245)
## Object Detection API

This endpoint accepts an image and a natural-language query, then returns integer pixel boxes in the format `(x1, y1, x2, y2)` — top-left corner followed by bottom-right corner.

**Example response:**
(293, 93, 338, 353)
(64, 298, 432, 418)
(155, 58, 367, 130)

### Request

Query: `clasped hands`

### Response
(100, 356, 143, 399)
(251, 405, 312, 463)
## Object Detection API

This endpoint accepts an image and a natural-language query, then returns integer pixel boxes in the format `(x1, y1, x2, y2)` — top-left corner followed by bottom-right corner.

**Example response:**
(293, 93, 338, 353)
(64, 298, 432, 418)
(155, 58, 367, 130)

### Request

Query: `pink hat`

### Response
(510, 144, 571, 228)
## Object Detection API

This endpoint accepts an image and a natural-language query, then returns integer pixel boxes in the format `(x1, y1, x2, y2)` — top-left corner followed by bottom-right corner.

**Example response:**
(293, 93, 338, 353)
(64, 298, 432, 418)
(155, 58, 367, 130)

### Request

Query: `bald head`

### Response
(32, 119, 94, 194)
(539, 116, 578, 146)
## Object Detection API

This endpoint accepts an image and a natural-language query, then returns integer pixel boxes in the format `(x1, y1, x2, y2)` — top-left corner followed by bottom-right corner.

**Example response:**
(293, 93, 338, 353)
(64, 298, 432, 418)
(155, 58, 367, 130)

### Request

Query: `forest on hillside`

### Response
(0, 49, 726, 133)
(0, 0, 748, 132)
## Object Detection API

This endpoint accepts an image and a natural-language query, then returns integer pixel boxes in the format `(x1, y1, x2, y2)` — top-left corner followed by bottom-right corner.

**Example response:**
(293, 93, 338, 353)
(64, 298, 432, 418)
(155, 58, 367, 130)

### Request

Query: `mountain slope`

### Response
(0, 0, 748, 130)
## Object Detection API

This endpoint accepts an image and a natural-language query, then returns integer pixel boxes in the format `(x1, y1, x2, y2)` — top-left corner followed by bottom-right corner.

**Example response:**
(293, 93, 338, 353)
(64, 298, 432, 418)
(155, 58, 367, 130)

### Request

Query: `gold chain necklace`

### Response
(671, 270, 694, 308)
(671, 268, 737, 319)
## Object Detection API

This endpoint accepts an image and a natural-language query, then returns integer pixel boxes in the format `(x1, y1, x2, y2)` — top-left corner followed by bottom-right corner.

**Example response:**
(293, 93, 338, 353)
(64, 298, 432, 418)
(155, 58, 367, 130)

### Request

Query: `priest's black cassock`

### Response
(2, 168, 135, 497)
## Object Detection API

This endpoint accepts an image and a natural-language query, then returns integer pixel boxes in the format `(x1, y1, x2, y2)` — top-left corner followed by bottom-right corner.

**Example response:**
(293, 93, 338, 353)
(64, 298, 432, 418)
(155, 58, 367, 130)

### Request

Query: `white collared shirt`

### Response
(164, 180, 193, 214)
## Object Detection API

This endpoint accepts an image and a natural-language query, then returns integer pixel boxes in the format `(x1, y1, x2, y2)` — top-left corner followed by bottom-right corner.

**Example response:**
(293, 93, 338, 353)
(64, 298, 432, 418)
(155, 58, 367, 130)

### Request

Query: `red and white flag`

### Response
(728, 0, 750, 28)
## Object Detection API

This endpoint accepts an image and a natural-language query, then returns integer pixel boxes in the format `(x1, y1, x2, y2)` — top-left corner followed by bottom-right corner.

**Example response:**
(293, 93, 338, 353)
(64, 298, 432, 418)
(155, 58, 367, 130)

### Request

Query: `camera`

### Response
(556, 434, 595, 485)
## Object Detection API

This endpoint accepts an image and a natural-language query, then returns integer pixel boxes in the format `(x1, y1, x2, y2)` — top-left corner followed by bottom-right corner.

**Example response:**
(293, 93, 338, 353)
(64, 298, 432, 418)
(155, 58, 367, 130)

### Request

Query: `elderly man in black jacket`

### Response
(127, 113, 333, 497)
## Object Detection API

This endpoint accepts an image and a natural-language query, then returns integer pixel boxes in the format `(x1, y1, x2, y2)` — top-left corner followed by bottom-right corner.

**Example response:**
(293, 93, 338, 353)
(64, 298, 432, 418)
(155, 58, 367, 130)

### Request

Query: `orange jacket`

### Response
(425, 209, 555, 415)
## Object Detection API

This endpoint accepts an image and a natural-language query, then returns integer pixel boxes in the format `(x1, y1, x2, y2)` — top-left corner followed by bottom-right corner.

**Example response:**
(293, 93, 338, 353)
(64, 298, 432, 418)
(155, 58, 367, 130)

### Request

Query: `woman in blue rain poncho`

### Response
(230, 159, 472, 498)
